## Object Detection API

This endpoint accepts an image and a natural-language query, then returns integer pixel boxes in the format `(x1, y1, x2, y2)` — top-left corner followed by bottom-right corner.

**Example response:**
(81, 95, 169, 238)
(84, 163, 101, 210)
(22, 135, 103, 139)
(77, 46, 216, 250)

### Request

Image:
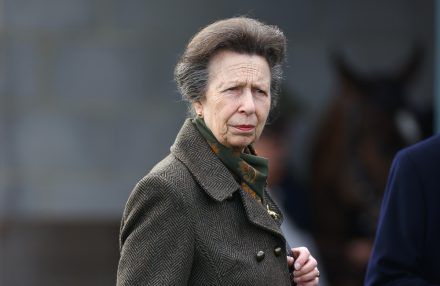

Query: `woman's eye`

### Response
(256, 89, 267, 95)
(223, 87, 240, 93)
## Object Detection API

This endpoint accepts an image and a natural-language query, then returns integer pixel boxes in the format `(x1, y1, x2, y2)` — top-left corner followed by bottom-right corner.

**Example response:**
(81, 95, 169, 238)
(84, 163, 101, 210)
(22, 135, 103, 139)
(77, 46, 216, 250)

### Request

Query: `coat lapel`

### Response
(171, 119, 285, 238)
(171, 119, 239, 201)
(239, 188, 285, 239)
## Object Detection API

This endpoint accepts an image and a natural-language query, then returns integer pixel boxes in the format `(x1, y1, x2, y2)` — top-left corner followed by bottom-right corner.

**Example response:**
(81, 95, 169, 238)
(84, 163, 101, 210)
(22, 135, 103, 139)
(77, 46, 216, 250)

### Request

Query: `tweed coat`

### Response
(117, 119, 291, 286)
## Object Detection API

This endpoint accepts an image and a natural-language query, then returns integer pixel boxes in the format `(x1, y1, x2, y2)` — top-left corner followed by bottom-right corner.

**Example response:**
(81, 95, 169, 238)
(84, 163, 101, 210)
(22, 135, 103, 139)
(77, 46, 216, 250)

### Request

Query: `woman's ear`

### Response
(193, 101, 203, 117)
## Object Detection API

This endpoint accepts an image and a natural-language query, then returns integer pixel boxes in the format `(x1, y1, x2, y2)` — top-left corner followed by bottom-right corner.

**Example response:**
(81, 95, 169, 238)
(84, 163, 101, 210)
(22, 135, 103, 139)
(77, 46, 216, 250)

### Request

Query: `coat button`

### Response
(274, 246, 282, 257)
(256, 250, 265, 262)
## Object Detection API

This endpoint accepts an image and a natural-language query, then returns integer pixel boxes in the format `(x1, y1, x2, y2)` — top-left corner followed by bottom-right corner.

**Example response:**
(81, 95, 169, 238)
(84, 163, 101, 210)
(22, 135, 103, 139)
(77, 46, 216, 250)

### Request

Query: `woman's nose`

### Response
(238, 88, 256, 114)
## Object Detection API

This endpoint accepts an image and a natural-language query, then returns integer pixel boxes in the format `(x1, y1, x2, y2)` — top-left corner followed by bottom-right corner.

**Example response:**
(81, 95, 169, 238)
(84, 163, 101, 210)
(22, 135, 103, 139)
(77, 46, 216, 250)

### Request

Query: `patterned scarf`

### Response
(193, 117, 268, 202)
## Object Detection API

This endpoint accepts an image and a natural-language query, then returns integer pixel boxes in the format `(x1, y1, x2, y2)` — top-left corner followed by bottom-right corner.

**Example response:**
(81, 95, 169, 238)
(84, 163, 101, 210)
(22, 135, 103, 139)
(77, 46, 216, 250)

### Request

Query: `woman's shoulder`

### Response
(119, 154, 198, 251)
(148, 153, 196, 188)
(128, 154, 198, 205)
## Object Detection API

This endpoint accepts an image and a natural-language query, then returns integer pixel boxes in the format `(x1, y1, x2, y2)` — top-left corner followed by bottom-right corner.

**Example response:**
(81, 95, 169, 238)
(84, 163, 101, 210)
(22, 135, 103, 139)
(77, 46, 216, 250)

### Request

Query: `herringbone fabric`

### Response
(192, 116, 268, 200)
(117, 119, 291, 286)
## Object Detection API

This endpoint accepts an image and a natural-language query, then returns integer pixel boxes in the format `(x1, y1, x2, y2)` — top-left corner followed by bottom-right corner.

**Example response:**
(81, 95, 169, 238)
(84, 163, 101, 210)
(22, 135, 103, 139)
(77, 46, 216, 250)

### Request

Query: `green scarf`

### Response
(193, 117, 268, 202)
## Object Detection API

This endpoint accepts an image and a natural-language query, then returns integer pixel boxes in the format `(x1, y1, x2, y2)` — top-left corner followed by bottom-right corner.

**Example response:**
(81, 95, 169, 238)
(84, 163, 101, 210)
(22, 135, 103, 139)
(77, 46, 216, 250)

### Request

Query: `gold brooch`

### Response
(266, 204, 279, 220)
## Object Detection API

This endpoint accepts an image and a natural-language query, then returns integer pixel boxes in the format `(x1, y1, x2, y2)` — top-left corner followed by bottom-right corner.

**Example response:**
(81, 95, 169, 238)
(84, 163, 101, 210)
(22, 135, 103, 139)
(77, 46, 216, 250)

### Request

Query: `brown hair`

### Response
(174, 17, 287, 114)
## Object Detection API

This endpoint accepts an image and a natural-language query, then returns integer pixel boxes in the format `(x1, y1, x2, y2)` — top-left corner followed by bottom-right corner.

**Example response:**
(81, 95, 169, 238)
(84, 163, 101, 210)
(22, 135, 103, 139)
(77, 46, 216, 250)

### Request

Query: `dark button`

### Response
(256, 250, 265, 262)
(226, 193, 234, 201)
(274, 246, 282, 257)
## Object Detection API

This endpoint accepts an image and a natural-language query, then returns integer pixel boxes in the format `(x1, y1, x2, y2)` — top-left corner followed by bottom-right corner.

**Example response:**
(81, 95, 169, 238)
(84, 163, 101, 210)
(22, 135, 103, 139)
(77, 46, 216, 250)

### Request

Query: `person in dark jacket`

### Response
(365, 134, 440, 285)
(117, 17, 320, 286)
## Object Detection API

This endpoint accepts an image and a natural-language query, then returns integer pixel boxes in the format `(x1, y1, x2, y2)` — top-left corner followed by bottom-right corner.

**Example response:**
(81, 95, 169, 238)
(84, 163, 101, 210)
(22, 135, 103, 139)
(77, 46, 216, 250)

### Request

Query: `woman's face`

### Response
(193, 50, 271, 151)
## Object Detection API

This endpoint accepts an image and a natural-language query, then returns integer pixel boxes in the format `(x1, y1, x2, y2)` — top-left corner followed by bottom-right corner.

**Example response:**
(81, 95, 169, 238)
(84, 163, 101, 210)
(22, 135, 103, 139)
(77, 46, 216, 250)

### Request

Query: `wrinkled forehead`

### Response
(207, 50, 271, 83)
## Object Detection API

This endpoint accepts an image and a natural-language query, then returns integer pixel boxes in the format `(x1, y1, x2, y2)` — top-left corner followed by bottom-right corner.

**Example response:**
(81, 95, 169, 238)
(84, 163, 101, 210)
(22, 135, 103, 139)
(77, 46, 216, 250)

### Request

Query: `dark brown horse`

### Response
(310, 48, 429, 286)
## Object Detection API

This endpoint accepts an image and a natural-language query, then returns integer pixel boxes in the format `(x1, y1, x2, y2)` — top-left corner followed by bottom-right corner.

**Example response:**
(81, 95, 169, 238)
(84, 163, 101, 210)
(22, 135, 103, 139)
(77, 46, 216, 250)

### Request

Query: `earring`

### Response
(197, 112, 203, 118)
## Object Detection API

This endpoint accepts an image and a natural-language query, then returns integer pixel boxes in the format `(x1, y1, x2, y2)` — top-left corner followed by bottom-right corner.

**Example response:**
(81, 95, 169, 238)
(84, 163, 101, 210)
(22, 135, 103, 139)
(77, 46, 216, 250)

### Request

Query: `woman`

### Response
(117, 17, 319, 286)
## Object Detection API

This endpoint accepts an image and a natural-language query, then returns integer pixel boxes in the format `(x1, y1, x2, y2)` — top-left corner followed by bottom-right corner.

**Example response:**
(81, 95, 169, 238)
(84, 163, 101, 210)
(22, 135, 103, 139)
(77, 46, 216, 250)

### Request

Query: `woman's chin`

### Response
(226, 137, 255, 151)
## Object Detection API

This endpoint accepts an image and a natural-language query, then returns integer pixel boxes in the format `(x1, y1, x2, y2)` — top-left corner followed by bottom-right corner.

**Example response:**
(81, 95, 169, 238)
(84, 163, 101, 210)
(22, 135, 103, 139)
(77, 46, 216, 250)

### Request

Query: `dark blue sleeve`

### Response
(365, 151, 432, 286)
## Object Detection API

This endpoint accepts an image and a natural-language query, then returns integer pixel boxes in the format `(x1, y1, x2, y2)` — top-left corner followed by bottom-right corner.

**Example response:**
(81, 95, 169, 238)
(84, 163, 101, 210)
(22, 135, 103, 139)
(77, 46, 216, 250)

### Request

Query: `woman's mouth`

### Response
(234, 125, 255, 132)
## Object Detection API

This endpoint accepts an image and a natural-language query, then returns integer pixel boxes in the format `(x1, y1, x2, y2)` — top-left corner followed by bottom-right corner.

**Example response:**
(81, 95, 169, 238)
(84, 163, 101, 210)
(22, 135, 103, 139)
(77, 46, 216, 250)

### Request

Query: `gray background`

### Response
(0, 0, 436, 285)
(0, 0, 434, 219)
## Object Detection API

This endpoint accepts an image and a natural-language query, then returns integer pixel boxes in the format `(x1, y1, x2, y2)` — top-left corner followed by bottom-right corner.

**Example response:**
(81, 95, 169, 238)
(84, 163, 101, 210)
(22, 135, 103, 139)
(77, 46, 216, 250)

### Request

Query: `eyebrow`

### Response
(216, 80, 270, 91)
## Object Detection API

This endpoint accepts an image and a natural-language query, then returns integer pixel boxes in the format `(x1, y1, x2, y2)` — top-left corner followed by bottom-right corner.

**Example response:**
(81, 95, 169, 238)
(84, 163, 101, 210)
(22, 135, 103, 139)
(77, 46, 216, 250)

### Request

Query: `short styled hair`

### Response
(174, 17, 287, 114)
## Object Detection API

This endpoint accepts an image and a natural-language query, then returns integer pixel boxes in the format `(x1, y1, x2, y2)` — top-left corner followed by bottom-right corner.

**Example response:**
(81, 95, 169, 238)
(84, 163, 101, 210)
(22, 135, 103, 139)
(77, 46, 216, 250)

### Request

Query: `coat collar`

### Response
(171, 119, 240, 202)
(171, 119, 284, 238)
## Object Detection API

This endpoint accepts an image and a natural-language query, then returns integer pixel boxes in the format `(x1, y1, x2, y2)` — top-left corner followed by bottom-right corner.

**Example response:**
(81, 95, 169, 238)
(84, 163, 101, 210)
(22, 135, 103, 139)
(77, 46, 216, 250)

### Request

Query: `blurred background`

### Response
(0, 0, 437, 285)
